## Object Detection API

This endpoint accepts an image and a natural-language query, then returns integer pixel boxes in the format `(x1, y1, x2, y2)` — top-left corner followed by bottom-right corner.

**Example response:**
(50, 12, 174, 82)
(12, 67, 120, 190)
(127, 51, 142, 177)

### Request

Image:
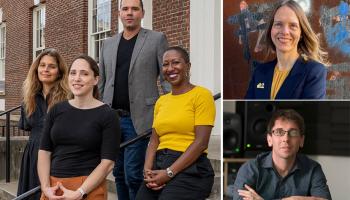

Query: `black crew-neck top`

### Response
(112, 33, 138, 111)
(40, 101, 120, 178)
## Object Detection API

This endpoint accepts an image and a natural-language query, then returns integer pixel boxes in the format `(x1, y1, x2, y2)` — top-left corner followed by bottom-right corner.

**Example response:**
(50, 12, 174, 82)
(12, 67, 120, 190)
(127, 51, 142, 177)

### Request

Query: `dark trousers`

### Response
(113, 116, 149, 200)
(136, 149, 214, 200)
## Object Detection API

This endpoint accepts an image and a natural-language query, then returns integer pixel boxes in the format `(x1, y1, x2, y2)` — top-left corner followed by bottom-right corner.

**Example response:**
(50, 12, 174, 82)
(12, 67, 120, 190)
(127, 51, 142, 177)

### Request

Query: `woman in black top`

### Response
(38, 55, 120, 200)
(17, 48, 69, 199)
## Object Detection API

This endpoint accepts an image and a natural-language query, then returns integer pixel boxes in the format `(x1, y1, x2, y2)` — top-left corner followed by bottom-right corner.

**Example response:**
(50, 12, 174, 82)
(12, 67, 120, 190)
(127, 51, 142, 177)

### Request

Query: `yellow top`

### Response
(270, 66, 291, 99)
(153, 86, 216, 153)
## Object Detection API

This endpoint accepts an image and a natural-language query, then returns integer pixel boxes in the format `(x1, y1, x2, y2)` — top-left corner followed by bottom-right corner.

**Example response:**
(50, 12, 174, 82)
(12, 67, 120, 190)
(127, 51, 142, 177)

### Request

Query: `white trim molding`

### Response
(32, 4, 45, 59)
(190, 0, 221, 135)
(88, 0, 112, 61)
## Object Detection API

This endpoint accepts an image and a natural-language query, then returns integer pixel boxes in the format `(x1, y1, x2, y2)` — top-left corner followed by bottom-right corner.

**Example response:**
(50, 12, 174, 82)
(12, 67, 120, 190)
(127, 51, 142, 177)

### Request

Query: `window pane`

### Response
(0, 24, 5, 92)
(95, 39, 99, 61)
(41, 29, 45, 47)
(0, 60, 4, 79)
(34, 6, 45, 56)
(90, 0, 111, 61)
(93, 15, 97, 33)
(106, 3, 111, 30)
(36, 30, 40, 48)
(36, 10, 40, 30)
(42, 8, 46, 27)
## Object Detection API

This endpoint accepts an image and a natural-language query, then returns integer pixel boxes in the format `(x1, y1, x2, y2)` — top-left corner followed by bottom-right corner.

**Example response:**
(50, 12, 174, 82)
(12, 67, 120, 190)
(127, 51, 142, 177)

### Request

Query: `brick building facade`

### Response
(0, 0, 191, 110)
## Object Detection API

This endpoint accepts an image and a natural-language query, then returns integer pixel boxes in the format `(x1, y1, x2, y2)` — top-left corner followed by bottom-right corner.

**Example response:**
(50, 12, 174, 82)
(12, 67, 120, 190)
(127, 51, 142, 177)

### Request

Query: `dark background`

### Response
(224, 101, 350, 158)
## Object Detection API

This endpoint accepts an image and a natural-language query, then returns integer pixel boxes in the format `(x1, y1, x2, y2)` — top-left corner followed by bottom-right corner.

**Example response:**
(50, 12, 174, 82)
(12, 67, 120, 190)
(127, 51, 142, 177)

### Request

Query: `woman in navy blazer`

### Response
(245, 0, 328, 99)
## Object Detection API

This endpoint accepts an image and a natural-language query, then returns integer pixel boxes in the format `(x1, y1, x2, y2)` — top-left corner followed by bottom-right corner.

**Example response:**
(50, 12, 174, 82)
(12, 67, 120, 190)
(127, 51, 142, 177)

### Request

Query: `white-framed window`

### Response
(88, 0, 111, 62)
(33, 4, 45, 59)
(0, 23, 5, 94)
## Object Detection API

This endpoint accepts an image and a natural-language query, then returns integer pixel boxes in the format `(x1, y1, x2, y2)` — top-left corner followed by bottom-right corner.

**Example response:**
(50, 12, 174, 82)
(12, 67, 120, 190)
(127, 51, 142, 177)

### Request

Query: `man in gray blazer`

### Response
(98, 0, 170, 199)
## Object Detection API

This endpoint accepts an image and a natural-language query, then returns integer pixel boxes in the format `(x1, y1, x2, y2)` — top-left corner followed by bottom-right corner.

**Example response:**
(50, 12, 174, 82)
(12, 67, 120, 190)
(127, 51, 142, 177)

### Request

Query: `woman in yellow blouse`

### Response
(135, 46, 216, 200)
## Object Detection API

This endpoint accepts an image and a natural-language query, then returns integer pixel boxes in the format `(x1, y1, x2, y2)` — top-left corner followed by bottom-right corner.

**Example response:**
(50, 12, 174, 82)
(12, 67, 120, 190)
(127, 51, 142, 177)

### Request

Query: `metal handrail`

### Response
(13, 92, 222, 199)
(0, 105, 21, 184)
(0, 105, 21, 117)
(12, 186, 40, 200)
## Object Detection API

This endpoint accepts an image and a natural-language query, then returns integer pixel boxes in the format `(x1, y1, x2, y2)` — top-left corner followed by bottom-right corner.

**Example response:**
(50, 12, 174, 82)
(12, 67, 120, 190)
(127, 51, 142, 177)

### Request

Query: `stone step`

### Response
(0, 181, 16, 200)
(0, 181, 117, 200)
(106, 172, 116, 193)
(207, 172, 221, 200)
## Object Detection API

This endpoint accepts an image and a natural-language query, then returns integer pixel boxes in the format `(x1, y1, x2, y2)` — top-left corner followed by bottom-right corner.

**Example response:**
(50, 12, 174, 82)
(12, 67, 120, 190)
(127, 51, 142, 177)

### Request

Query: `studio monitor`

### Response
(223, 112, 242, 157)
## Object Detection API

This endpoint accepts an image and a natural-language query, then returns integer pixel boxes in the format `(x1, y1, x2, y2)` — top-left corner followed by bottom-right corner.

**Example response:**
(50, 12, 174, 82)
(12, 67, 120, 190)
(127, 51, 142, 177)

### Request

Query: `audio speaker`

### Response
(237, 101, 350, 157)
(243, 102, 276, 152)
(223, 112, 242, 157)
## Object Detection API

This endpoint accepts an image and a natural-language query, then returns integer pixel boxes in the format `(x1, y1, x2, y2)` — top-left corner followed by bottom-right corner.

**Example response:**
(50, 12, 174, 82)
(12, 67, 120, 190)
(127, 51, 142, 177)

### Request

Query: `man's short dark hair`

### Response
(120, 0, 144, 11)
(267, 109, 305, 135)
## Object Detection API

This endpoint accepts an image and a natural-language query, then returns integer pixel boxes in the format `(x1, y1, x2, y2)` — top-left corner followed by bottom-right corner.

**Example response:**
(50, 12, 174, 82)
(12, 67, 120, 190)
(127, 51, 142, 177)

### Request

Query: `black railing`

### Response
(0, 105, 21, 184)
(0, 125, 29, 137)
(13, 92, 221, 199)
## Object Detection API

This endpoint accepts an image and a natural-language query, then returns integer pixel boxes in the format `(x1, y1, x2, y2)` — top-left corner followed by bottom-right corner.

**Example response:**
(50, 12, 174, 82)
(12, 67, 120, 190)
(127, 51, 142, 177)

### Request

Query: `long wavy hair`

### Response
(22, 48, 69, 117)
(264, 0, 328, 65)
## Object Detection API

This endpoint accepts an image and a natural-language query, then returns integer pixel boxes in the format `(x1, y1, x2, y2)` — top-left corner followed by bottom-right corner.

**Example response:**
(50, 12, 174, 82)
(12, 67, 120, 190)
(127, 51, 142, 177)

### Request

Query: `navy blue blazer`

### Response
(245, 58, 327, 99)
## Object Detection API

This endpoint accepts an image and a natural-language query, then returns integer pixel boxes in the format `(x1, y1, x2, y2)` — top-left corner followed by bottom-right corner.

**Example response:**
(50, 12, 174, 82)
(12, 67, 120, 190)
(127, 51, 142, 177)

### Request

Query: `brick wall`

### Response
(111, 0, 118, 35)
(45, 0, 88, 67)
(153, 0, 190, 51)
(1, 0, 191, 110)
(0, 0, 33, 110)
(1, 0, 91, 110)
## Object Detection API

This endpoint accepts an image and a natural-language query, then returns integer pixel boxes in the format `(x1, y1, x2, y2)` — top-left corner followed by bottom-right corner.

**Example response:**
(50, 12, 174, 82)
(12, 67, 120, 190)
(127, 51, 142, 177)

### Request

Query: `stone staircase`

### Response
(0, 135, 221, 200)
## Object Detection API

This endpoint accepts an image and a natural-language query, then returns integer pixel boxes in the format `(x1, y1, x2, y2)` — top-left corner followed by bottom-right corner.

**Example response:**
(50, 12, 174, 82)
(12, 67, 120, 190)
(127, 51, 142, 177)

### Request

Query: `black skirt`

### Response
(17, 137, 41, 200)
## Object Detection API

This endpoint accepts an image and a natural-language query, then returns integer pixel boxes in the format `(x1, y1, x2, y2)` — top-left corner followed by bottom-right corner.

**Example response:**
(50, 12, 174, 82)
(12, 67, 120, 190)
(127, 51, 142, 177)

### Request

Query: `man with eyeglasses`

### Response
(232, 109, 332, 200)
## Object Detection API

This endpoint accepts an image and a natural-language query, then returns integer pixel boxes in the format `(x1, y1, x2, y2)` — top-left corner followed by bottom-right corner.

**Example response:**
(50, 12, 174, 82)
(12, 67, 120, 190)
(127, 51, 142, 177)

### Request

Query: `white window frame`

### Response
(33, 4, 45, 59)
(0, 23, 5, 94)
(33, 0, 40, 6)
(88, 0, 112, 62)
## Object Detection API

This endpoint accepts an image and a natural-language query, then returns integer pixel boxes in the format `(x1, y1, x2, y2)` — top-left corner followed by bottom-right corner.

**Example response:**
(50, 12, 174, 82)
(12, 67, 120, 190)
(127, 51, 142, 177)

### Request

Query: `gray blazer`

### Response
(98, 28, 170, 135)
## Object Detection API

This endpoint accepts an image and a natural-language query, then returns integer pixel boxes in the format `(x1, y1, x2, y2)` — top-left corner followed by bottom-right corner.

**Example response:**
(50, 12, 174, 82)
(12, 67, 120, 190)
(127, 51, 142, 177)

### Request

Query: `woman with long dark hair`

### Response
(17, 48, 69, 199)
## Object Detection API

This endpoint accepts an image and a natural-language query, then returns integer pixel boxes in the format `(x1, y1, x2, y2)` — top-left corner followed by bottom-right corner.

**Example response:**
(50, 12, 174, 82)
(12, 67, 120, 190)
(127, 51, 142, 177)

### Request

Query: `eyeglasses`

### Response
(271, 128, 301, 137)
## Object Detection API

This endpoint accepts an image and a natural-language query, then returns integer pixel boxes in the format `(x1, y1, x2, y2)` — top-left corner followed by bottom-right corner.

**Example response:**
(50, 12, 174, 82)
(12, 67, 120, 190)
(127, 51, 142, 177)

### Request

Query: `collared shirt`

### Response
(232, 152, 332, 200)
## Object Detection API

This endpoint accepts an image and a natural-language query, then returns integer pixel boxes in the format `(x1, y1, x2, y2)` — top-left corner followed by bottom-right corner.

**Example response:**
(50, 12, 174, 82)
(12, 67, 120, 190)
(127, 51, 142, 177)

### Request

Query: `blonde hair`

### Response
(22, 48, 69, 117)
(264, 0, 328, 65)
